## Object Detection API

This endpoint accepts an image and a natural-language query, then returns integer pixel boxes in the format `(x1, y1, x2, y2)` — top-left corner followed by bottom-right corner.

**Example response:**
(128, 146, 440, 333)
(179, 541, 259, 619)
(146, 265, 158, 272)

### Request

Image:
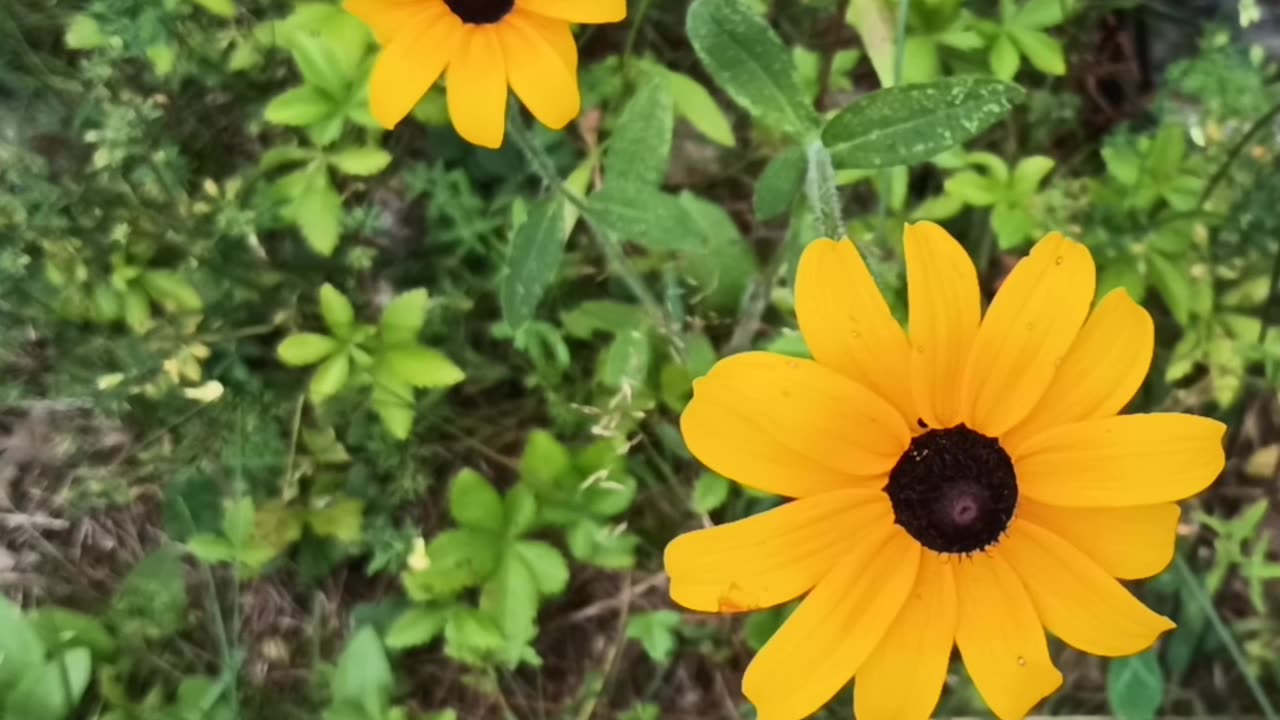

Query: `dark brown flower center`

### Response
(443, 0, 514, 24)
(884, 424, 1017, 554)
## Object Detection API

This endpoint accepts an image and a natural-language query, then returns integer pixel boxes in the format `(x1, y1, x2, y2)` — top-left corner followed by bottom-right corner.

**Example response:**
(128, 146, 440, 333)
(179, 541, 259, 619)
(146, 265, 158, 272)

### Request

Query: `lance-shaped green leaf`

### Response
(686, 0, 819, 138)
(501, 199, 566, 333)
(822, 77, 1025, 169)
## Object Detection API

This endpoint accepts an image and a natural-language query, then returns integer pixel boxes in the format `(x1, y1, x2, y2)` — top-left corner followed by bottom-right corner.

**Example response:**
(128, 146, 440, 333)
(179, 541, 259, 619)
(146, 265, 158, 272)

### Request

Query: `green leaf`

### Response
(318, 283, 356, 338)
(519, 430, 572, 488)
(502, 199, 567, 333)
(0, 597, 45, 694)
(329, 146, 393, 177)
(1107, 651, 1165, 720)
(601, 330, 652, 390)
(513, 540, 570, 596)
(754, 145, 807, 221)
(306, 498, 364, 542)
(385, 607, 448, 650)
(624, 611, 683, 665)
(382, 346, 465, 389)
(443, 608, 506, 665)
(1011, 155, 1056, 195)
(290, 168, 343, 256)
(822, 77, 1025, 169)
(990, 203, 1034, 249)
(989, 33, 1022, 80)
(504, 485, 538, 538)
(664, 68, 736, 147)
(289, 34, 349, 98)
(5, 648, 92, 720)
(370, 372, 415, 440)
(109, 548, 188, 642)
(1013, 0, 1071, 30)
(686, 0, 819, 137)
(679, 192, 758, 313)
(605, 80, 674, 188)
(692, 472, 731, 513)
(193, 0, 237, 18)
(380, 288, 430, 345)
(64, 15, 106, 50)
(309, 351, 351, 403)
(450, 469, 506, 533)
(1147, 124, 1187, 180)
(138, 271, 203, 312)
(222, 497, 255, 548)
(479, 551, 540, 650)
(1149, 253, 1193, 327)
(26, 609, 115, 660)
(944, 170, 1000, 206)
(185, 534, 236, 564)
(277, 333, 339, 367)
(1009, 28, 1066, 76)
(586, 183, 700, 251)
(264, 86, 336, 127)
(332, 627, 393, 710)
(405, 529, 500, 600)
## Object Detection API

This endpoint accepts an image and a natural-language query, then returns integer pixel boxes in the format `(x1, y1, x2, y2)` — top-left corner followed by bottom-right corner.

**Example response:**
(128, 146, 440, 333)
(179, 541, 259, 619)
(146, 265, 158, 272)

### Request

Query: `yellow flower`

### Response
(664, 223, 1226, 720)
(345, 0, 625, 148)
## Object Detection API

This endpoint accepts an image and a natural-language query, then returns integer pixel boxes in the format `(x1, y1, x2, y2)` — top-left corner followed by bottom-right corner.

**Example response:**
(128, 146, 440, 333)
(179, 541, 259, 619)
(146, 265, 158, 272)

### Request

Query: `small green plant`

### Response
(277, 285, 464, 439)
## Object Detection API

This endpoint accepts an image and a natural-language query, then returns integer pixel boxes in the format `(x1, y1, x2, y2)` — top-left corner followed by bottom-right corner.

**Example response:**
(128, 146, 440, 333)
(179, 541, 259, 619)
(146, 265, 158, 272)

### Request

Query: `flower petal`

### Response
(1005, 289, 1154, 450)
(1017, 499, 1180, 579)
(516, 0, 626, 23)
(796, 238, 914, 421)
(743, 525, 919, 720)
(368, 4, 463, 129)
(954, 553, 1063, 720)
(1016, 414, 1227, 506)
(498, 12, 580, 130)
(904, 221, 981, 429)
(1002, 520, 1175, 656)
(344, 0, 441, 45)
(665, 490, 890, 613)
(854, 554, 957, 720)
(961, 232, 1095, 436)
(446, 27, 509, 148)
(681, 352, 910, 497)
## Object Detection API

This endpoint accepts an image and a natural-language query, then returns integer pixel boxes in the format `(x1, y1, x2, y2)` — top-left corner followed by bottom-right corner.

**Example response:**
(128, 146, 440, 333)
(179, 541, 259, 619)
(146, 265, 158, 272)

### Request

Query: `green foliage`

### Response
(277, 285, 464, 438)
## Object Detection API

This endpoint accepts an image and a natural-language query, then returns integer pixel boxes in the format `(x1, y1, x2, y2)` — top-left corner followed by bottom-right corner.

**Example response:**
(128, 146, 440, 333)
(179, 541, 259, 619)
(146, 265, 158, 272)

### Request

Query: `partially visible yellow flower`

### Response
(664, 223, 1227, 720)
(345, 0, 626, 148)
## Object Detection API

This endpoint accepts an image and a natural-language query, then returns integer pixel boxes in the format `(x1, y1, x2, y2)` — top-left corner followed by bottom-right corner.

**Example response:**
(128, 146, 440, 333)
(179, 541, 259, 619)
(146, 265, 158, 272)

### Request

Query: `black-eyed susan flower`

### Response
(344, 0, 625, 148)
(664, 222, 1226, 720)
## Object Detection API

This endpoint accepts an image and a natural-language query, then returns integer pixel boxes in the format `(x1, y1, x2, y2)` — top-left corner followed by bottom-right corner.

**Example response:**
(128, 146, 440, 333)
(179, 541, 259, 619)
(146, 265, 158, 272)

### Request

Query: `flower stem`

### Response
(804, 139, 844, 239)
(1174, 555, 1279, 720)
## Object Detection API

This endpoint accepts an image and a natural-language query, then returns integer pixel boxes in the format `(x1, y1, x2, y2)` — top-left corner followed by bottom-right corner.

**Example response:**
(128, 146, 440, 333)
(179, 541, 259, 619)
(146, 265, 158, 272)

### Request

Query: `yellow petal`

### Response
(954, 553, 1063, 720)
(446, 27, 509, 148)
(1002, 520, 1175, 656)
(665, 490, 890, 613)
(854, 553, 957, 720)
(1017, 500, 1180, 579)
(904, 221, 981, 429)
(795, 238, 914, 421)
(961, 232, 1095, 436)
(1015, 413, 1227, 506)
(516, 0, 626, 23)
(1005, 289, 1154, 450)
(344, 0, 440, 45)
(368, 5, 463, 129)
(681, 352, 910, 497)
(743, 525, 919, 720)
(497, 12, 579, 131)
